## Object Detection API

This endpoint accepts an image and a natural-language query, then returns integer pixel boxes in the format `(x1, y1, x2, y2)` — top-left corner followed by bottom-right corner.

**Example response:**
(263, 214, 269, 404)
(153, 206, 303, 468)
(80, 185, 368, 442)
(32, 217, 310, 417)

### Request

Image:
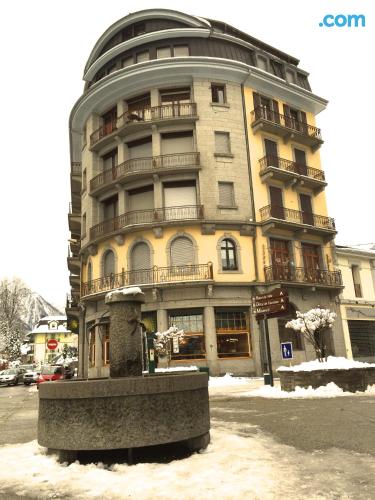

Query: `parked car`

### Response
(37, 365, 65, 386)
(23, 368, 41, 385)
(0, 368, 26, 386)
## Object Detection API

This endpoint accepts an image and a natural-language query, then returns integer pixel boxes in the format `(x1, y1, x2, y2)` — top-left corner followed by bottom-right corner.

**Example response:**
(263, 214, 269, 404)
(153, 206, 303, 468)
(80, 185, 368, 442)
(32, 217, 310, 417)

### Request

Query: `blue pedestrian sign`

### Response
(281, 342, 293, 360)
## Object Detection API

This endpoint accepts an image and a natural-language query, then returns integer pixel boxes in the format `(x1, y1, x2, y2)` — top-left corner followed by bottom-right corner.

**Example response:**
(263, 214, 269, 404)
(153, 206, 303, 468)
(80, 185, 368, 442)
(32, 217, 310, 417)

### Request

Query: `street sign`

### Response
(47, 339, 58, 350)
(252, 288, 288, 302)
(252, 288, 289, 320)
(281, 342, 293, 360)
(254, 302, 288, 316)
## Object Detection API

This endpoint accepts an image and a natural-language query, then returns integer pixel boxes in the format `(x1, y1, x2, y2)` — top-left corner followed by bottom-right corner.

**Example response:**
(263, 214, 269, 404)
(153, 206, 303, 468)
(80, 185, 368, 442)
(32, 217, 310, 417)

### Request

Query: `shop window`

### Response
(88, 326, 96, 367)
(215, 310, 250, 358)
(101, 323, 110, 365)
(169, 311, 205, 360)
(348, 320, 375, 359)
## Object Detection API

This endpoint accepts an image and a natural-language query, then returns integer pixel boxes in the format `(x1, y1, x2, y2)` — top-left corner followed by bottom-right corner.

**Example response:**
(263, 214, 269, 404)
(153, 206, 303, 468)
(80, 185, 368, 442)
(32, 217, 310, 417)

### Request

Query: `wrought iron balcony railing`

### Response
(90, 102, 198, 146)
(259, 155, 325, 181)
(81, 263, 214, 297)
(259, 205, 335, 230)
(251, 106, 322, 141)
(90, 205, 204, 240)
(264, 265, 342, 286)
(90, 152, 200, 192)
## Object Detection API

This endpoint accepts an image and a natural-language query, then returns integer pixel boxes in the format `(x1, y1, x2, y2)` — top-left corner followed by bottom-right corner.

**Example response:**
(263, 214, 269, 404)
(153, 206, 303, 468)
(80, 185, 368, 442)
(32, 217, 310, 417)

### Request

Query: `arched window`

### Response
(130, 242, 151, 270)
(103, 250, 115, 277)
(130, 242, 151, 284)
(221, 239, 237, 270)
(170, 236, 194, 267)
(87, 261, 93, 283)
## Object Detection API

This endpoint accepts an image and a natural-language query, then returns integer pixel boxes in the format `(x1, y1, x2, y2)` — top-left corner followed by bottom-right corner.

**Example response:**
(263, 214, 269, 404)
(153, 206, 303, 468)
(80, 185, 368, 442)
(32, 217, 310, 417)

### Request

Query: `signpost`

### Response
(47, 339, 58, 350)
(251, 288, 289, 387)
(281, 342, 293, 360)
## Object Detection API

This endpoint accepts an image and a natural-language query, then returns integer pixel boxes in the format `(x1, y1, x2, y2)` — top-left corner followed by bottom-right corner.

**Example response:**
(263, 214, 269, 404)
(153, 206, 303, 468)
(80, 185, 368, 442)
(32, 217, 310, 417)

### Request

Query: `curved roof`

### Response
(85, 9, 211, 73)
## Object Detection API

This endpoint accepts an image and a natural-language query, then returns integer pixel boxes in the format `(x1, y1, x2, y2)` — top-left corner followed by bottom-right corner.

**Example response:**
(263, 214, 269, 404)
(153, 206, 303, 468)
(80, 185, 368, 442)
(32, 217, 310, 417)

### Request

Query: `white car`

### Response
(23, 369, 40, 385)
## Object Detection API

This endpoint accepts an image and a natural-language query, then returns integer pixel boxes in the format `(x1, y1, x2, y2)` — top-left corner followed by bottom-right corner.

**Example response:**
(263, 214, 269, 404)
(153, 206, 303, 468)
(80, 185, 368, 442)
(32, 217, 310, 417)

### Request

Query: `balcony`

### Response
(259, 156, 326, 193)
(264, 265, 343, 288)
(259, 205, 336, 240)
(90, 102, 198, 151)
(251, 107, 323, 150)
(90, 152, 201, 196)
(81, 263, 213, 298)
(70, 162, 82, 194)
(69, 274, 80, 288)
(67, 255, 80, 274)
(68, 203, 81, 236)
(90, 205, 204, 241)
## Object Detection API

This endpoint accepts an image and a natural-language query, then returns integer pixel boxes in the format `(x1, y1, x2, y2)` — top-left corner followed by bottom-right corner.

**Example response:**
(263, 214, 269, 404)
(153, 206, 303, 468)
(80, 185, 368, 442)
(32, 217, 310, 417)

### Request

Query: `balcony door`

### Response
(299, 193, 314, 225)
(269, 186, 284, 219)
(102, 107, 117, 136)
(160, 87, 191, 117)
(302, 243, 321, 282)
(126, 93, 151, 121)
(130, 242, 151, 285)
(264, 139, 279, 167)
(294, 149, 307, 176)
(270, 239, 291, 280)
(127, 186, 154, 224)
(163, 181, 197, 220)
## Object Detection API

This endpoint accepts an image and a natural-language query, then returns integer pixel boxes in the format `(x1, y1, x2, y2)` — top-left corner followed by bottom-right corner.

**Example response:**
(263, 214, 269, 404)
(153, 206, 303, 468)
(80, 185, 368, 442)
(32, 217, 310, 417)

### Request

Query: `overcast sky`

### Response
(0, 0, 372, 308)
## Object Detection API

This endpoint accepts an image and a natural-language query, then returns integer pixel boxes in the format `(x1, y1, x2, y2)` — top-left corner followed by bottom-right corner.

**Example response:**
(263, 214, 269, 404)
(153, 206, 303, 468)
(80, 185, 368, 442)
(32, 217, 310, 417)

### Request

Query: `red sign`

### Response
(47, 339, 58, 350)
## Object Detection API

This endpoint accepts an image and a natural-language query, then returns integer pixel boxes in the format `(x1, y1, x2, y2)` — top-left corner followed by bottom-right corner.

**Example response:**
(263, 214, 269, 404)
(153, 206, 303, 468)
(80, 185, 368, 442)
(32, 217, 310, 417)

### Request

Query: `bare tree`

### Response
(0, 278, 30, 361)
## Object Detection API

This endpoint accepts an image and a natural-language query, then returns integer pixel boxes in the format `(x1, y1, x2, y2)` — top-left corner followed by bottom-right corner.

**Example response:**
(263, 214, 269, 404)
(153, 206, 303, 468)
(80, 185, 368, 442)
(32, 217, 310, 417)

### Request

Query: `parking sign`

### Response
(281, 342, 293, 360)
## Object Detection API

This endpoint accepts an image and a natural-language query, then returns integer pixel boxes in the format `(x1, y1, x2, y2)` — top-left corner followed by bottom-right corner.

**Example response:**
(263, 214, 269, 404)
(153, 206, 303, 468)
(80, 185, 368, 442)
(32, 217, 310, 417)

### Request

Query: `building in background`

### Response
(337, 245, 375, 362)
(67, 9, 345, 378)
(28, 316, 78, 365)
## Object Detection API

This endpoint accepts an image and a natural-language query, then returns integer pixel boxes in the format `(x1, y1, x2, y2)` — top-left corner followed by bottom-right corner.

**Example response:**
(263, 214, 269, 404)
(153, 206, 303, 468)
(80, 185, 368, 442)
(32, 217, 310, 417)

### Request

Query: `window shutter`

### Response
(272, 100, 280, 124)
(128, 187, 154, 211)
(170, 237, 194, 266)
(253, 92, 261, 111)
(215, 132, 230, 154)
(103, 251, 115, 276)
(299, 111, 308, 134)
(283, 104, 291, 128)
(219, 182, 234, 206)
(131, 243, 150, 271)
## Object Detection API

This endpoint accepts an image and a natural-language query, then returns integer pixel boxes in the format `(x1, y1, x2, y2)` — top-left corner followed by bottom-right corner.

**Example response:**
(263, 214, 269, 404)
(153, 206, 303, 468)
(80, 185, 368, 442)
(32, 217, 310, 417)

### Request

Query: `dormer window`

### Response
(49, 321, 58, 331)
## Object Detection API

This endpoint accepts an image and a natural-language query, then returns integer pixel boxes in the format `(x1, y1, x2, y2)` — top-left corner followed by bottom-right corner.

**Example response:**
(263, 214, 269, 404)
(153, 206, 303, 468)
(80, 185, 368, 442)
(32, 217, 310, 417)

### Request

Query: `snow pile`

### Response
(243, 382, 375, 399)
(209, 373, 253, 387)
(1, 427, 375, 499)
(155, 366, 198, 373)
(278, 356, 375, 372)
(106, 287, 143, 300)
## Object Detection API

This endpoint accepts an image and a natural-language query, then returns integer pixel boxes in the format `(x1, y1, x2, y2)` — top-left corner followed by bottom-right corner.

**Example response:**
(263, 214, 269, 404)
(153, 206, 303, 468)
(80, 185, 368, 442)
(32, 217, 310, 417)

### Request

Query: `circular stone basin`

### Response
(38, 373, 209, 452)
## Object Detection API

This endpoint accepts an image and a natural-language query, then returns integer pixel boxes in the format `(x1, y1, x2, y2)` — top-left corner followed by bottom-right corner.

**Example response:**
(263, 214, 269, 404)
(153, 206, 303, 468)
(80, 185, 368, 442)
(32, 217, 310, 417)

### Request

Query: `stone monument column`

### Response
(105, 288, 145, 378)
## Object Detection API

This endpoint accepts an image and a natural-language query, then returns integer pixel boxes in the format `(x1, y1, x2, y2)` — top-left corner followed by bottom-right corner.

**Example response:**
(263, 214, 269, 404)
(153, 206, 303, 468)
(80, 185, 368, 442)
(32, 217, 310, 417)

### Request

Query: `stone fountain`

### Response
(38, 288, 210, 463)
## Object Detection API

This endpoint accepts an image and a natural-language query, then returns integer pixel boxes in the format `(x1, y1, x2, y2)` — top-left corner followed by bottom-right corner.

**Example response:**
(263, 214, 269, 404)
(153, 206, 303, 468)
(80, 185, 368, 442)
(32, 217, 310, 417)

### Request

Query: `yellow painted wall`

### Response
(83, 225, 255, 284)
(243, 86, 334, 271)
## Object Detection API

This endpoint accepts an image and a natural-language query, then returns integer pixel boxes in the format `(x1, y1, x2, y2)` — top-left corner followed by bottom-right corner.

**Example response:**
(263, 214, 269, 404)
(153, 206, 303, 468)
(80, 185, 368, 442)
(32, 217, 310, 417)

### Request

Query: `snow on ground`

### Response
(278, 356, 375, 372)
(1, 425, 375, 499)
(240, 382, 375, 399)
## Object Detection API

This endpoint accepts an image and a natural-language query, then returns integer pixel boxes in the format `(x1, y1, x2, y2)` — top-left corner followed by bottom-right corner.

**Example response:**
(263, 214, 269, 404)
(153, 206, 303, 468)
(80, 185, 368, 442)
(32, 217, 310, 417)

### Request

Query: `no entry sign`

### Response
(47, 339, 58, 350)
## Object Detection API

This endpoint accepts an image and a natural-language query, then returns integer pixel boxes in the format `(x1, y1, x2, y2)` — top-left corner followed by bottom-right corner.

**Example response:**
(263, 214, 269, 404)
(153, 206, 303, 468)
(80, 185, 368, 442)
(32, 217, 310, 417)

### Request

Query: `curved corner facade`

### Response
(67, 9, 346, 378)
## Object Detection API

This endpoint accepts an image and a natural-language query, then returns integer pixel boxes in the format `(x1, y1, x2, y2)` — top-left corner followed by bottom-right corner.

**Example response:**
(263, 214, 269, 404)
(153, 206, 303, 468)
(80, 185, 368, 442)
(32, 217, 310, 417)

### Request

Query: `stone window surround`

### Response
(100, 246, 118, 277)
(216, 233, 243, 274)
(165, 231, 199, 267)
(126, 237, 155, 271)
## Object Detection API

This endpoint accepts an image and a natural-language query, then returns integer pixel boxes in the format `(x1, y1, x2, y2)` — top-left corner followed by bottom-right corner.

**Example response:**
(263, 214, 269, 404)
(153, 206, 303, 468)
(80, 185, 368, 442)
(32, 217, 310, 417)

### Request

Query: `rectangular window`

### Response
(88, 326, 95, 367)
(102, 148, 118, 170)
(351, 265, 362, 298)
(215, 310, 250, 358)
(211, 84, 226, 104)
(122, 56, 133, 67)
(82, 213, 86, 238)
(101, 323, 110, 365)
(82, 169, 87, 193)
(270, 60, 284, 79)
(174, 45, 189, 57)
(136, 51, 149, 63)
(297, 73, 309, 89)
(168, 311, 205, 360)
(156, 46, 172, 59)
(215, 132, 231, 155)
(160, 87, 191, 104)
(218, 182, 235, 207)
